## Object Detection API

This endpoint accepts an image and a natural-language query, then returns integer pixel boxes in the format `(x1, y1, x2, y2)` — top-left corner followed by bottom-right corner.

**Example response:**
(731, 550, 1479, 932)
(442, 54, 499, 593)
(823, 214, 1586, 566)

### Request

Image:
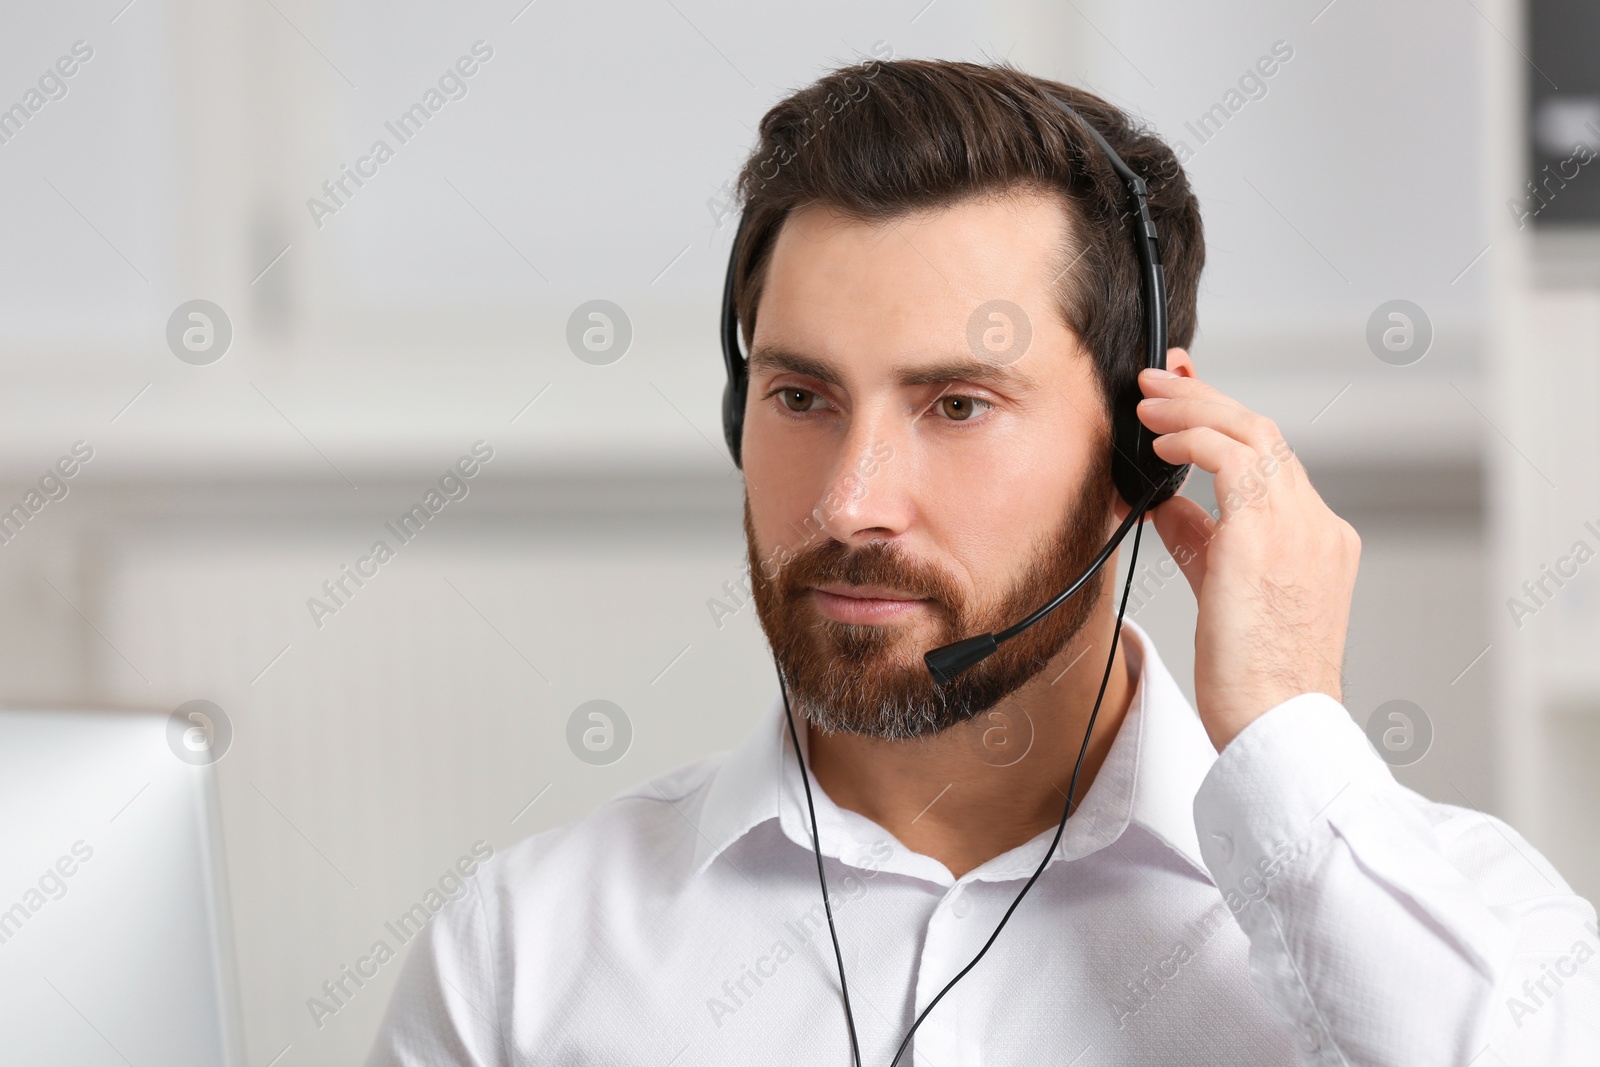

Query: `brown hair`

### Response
(731, 58, 1204, 424)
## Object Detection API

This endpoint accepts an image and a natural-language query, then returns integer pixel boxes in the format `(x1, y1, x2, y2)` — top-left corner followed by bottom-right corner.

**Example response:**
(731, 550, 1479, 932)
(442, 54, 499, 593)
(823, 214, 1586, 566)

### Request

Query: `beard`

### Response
(745, 451, 1115, 741)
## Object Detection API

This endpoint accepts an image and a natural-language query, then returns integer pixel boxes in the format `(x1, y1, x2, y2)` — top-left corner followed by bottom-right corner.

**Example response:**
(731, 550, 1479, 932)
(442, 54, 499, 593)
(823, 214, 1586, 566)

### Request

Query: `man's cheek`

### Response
(763, 542, 793, 581)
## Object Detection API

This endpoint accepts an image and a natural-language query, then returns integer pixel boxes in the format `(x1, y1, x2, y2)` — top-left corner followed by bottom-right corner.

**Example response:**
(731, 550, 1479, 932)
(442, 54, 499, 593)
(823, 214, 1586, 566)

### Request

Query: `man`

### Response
(368, 60, 1598, 1065)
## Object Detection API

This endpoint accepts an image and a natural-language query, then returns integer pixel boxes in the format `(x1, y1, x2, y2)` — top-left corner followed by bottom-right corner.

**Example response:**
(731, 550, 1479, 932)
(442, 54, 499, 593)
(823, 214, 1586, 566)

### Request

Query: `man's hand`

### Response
(1131, 359, 1360, 752)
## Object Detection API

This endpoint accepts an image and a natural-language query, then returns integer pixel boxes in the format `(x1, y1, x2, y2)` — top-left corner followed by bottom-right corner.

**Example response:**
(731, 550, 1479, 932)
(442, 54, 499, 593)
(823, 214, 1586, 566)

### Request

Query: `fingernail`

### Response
(1139, 397, 1167, 406)
(1143, 368, 1178, 379)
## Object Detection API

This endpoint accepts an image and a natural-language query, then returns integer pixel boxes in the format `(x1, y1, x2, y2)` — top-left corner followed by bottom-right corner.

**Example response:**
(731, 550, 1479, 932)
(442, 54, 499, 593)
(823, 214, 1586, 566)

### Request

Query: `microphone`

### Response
(923, 481, 1161, 684)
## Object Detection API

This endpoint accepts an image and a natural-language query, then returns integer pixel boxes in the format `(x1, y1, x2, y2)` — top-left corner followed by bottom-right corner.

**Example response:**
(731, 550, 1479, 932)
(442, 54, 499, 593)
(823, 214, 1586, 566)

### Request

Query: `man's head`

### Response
(732, 60, 1203, 740)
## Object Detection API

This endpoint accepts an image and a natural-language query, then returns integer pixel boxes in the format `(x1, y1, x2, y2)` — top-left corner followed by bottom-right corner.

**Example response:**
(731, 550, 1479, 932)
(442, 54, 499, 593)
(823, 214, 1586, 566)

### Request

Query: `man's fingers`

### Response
(1149, 494, 1213, 596)
(1137, 395, 1284, 454)
(1149, 425, 1257, 476)
(1138, 368, 1249, 409)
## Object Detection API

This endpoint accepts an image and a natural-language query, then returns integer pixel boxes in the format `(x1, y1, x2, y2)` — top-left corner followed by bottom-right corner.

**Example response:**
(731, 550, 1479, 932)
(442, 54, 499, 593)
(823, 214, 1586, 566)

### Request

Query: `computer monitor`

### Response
(0, 707, 244, 1065)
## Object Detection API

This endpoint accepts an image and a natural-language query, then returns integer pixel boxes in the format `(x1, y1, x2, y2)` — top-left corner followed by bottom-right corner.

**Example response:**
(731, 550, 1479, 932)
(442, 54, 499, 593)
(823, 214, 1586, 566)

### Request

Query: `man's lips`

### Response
(809, 583, 933, 624)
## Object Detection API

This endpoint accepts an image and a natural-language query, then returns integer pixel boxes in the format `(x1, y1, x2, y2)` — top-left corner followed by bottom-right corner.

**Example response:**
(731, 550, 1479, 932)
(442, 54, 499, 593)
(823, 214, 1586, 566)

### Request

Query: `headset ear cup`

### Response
(720, 211, 752, 470)
(1110, 386, 1188, 507)
(722, 371, 747, 469)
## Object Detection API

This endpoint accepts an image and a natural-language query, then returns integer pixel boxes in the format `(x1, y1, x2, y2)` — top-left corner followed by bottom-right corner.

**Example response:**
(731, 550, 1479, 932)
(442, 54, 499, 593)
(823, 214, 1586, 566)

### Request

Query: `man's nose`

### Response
(814, 418, 906, 547)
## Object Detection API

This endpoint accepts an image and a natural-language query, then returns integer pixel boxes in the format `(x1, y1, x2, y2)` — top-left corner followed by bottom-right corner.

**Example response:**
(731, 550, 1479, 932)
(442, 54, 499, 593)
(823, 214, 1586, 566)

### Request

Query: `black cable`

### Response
(998, 482, 1157, 643)
(778, 509, 1151, 1066)
(783, 683, 864, 1067)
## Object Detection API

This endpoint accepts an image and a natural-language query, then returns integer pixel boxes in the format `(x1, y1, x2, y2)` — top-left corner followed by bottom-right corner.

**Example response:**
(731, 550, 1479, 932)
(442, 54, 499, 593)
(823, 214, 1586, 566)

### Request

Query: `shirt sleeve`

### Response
(1193, 692, 1600, 1066)
(364, 859, 508, 1067)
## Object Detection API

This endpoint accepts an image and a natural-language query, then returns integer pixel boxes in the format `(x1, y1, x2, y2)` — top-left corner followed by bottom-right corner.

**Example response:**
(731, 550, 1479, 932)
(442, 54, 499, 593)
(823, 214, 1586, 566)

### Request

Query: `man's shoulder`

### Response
(481, 750, 731, 902)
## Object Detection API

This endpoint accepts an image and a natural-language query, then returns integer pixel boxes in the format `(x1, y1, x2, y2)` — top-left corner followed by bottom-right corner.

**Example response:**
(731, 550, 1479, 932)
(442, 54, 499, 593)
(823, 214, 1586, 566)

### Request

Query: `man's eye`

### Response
(934, 395, 991, 421)
(779, 388, 828, 413)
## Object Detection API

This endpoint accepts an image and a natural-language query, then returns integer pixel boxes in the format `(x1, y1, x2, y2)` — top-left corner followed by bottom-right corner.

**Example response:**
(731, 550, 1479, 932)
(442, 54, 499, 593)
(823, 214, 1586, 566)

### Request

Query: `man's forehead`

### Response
(766, 192, 1075, 288)
(750, 191, 1082, 389)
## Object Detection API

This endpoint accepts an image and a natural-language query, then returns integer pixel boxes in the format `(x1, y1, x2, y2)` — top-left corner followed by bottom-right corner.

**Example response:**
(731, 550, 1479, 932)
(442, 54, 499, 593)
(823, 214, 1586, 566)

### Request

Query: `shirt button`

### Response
(950, 890, 972, 918)
(1210, 831, 1235, 864)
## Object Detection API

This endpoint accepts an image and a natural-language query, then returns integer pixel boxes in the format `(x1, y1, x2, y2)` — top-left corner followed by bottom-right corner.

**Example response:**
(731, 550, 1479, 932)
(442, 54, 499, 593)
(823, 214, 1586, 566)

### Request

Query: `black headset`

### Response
(718, 93, 1190, 1066)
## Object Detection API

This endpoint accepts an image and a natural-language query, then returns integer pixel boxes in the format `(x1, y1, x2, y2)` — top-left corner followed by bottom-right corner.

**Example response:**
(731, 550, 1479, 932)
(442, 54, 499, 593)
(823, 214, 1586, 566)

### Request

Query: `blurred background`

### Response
(1, 0, 1597, 1063)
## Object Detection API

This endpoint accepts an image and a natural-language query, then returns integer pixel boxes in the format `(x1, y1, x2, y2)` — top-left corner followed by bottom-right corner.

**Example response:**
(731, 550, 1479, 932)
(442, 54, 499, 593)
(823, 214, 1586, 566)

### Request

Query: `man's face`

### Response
(741, 190, 1116, 740)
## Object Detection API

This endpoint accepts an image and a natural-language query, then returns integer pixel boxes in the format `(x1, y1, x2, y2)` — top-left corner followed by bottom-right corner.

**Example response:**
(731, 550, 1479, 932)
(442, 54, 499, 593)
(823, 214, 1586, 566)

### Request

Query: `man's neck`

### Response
(805, 607, 1137, 881)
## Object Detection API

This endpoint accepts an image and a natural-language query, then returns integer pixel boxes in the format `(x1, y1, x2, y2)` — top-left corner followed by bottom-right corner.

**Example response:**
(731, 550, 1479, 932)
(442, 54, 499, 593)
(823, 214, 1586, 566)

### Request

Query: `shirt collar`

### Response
(690, 619, 1218, 886)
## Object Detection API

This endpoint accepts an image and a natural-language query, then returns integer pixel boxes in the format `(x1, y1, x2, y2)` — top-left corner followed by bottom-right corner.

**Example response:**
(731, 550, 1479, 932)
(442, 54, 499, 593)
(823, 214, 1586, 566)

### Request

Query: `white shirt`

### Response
(366, 620, 1599, 1065)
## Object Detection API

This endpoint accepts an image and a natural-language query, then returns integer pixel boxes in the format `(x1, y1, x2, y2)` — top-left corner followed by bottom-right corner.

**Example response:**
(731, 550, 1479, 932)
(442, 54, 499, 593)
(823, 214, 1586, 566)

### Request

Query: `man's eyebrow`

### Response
(894, 360, 1039, 390)
(746, 345, 843, 386)
(746, 345, 1039, 390)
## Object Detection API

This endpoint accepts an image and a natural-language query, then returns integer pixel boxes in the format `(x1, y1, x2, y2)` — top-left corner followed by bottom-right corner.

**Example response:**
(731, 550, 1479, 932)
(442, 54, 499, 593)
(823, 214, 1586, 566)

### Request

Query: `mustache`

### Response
(776, 536, 964, 612)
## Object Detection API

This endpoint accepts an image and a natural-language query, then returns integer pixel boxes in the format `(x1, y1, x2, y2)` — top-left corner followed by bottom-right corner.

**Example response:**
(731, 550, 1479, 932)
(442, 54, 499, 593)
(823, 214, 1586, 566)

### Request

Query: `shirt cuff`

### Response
(1192, 692, 1392, 888)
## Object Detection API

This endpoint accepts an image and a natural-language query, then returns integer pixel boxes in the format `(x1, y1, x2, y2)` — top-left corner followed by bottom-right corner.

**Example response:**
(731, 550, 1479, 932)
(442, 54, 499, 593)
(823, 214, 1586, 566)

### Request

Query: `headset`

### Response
(718, 94, 1190, 1066)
